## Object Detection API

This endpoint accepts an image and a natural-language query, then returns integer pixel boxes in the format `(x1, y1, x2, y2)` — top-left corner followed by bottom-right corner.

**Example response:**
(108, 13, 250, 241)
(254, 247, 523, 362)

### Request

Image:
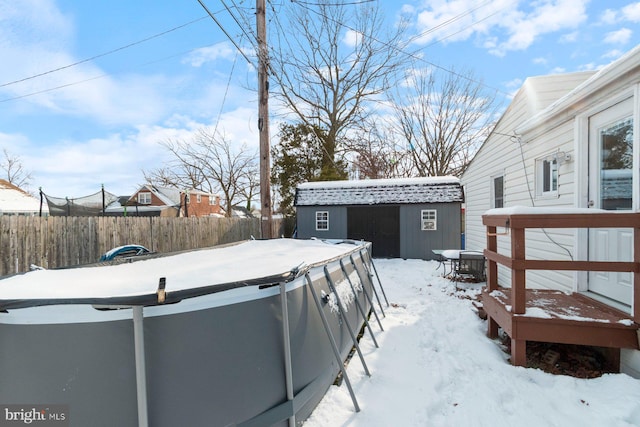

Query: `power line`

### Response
(213, 52, 239, 137)
(0, 16, 209, 89)
(290, 0, 512, 98)
(0, 42, 233, 103)
(222, 0, 258, 51)
(293, 0, 375, 5)
(197, 0, 256, 67)
(406, 0, 493, 44)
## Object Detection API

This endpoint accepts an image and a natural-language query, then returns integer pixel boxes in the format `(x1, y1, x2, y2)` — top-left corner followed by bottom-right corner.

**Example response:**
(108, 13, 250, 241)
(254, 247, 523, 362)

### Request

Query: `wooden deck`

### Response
(483, 288, 639, 367)
(482, 210, 640, 368)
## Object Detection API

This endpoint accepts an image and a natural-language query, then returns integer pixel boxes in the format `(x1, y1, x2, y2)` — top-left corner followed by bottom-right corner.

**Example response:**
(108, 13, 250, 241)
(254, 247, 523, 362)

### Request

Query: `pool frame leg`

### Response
(365, 252, 390, 307)
(323, 266, 371, 377)
(339, 259, 379, 348)
(133, 306, 149, 427)
(350, 254, 385, 328)
(279, 282, 296, 427)
(305, 273, 360, 413)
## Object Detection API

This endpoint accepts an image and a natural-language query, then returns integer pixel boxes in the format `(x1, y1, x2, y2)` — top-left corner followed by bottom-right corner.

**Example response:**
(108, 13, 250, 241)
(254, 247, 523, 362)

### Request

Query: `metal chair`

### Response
(452, 251, 486, 283)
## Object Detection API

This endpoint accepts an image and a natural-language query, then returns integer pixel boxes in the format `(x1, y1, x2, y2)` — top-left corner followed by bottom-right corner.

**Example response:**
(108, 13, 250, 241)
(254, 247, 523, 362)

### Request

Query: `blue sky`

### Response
(0, 0, 639, 197)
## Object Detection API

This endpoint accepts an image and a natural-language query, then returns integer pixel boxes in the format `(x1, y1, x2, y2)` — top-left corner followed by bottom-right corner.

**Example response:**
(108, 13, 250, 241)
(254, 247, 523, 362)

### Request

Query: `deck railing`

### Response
(482, 210, 640, 322)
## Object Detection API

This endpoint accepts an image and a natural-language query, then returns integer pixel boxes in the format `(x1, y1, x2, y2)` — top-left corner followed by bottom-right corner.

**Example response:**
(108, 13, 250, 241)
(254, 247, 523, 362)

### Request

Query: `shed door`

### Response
(588, 98, 634, 305)
(347, 206, 400, 258)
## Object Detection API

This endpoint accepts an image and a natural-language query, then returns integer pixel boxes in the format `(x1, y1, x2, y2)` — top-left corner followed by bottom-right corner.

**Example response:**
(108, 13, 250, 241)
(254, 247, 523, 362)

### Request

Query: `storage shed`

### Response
(294, 177, 464, 259)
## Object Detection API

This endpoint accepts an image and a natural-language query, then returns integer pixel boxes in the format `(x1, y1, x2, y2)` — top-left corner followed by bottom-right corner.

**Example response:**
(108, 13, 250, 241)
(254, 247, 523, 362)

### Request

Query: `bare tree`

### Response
(144, 128, 258, 217)
(347, 118, 414, 179)
(390, 66, 499, 177)
(270, 1, 408, 179)
(1, 148, 33, 189)
(238, 163, 260, 213)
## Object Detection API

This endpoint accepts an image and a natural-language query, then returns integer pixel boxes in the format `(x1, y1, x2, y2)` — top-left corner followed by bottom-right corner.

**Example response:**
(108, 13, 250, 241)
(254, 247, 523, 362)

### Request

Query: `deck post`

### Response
(132, 306, 149, 427)
(511, 338, 527, 367)
(305, 273, 360, 412)
(486, 225, 499, 339)
(511, 227, 526, 315)
(324, 266, 371, 377)
(350, 254, 384, 330)
(486, 225, 498, 292)
(339, 259, 379, 348)
(634, 225, 640, 323)
(279, 282, 296, 427)
(487, 317, 499, 339)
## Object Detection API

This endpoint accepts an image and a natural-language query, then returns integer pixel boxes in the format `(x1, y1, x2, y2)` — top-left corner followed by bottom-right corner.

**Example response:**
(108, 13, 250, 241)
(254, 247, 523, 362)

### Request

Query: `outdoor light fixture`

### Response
(545, 151, 571, 165)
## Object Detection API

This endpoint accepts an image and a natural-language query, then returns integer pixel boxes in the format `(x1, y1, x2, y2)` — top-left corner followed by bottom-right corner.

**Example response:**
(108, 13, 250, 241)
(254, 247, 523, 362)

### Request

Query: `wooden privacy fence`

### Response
(0, 216, 288, 276)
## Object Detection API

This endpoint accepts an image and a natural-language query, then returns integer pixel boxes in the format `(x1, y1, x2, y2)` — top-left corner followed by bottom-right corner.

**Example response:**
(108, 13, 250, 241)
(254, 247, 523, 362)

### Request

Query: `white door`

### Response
(588, 98, 634, 305)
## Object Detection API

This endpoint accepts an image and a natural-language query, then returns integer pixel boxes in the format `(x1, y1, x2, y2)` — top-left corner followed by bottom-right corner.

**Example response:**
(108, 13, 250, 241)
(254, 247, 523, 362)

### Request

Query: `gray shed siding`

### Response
(400, 203, 461, 259)
(296, 206, 347, 239)
(296, 203, 461, 260)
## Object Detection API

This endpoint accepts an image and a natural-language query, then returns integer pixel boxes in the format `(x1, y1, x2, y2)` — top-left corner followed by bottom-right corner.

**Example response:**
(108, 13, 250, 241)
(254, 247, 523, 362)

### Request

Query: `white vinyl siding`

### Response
(461, 73, 592, 293)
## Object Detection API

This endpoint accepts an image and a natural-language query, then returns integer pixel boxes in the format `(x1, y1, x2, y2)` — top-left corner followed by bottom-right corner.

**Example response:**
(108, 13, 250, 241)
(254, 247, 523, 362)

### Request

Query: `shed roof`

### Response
(294, 177, 463, 206)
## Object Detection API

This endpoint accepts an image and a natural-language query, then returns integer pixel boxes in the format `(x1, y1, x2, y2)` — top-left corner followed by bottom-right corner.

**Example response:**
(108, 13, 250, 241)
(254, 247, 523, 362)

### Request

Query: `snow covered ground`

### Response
(304, 258, 640, 427)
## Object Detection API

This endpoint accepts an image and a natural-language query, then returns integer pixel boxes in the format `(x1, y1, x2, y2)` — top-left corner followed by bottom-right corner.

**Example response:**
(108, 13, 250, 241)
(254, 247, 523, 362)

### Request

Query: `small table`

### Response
(432, 249, 483, 276)
(432, 249, 458, 275)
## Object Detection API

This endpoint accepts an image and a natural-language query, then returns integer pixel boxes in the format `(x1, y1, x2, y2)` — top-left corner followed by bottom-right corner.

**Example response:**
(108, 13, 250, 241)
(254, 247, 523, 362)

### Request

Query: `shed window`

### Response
(421, 210, 437, 231)
(138, 192, 152, 205)
(315, 211, 329, 231)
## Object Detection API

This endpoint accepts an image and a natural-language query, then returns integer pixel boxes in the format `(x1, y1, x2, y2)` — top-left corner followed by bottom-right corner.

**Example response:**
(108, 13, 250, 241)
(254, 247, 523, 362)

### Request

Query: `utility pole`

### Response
(257, 0, 273, 238)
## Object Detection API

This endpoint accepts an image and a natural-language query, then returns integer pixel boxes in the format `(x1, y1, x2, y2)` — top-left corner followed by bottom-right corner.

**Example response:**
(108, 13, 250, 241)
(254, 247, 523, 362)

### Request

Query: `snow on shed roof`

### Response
(295, 177, 463, 206)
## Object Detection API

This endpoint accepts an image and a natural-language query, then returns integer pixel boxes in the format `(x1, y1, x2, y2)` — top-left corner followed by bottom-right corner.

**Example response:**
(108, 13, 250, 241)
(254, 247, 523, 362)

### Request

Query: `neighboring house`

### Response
(0, 179, 48, 216)
(294, 177, 464, 259)
(105, 185, 221, 217)
(461, 45, 640, 376)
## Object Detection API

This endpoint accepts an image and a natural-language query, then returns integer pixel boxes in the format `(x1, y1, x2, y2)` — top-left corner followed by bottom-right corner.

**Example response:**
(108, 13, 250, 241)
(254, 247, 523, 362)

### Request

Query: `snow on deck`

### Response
(0, 239, 365, 302)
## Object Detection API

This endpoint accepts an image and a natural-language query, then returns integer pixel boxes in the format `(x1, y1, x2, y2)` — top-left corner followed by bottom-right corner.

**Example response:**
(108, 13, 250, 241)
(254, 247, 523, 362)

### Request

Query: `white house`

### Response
(462, 44, 640, 376)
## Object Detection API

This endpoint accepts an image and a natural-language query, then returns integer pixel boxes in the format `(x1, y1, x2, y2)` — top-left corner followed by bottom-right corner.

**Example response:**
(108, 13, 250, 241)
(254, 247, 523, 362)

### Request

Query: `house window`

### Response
(492, 175, 504, 208)
(209, 195, 217, 205)
(421, 210, 437, 231)
(315, 211, 329, 231)
(138, 192, 152, 205)
(196, 194, 202, 203)
(536, 155, 558, 197)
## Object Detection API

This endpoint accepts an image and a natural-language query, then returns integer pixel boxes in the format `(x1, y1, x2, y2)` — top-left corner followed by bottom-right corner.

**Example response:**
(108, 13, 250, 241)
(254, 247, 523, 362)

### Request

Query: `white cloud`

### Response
(550, 66, 566, 73)
(504, 77, 523, 89)
(600, 9, 618, 25)
(532, 57, 548, 65)
(622, 2, 640, 22)
(577, 62, 597, 71)
(602, 49, 623, 59)
(603, 28, 632, 44)
(410, 0, 588, 56)
(343, 29, 364, 48)
(492, 0, 588, 56)
(182, 42, 236, 67)
(559, 31, 578, 43)
(0, 1, 181, 127)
